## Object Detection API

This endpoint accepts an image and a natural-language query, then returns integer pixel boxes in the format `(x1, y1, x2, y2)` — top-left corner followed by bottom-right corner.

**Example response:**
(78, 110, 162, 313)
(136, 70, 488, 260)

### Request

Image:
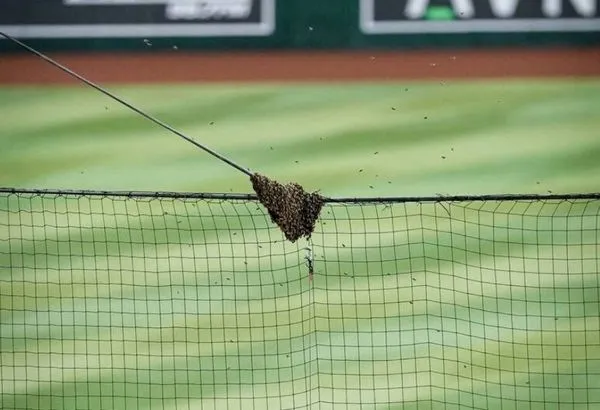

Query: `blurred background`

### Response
(0, 0, 599, 196)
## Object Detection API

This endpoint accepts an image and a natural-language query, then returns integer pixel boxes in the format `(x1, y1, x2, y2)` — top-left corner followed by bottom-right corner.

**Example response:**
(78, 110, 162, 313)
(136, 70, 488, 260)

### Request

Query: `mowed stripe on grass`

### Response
(1, 80, 599, 194)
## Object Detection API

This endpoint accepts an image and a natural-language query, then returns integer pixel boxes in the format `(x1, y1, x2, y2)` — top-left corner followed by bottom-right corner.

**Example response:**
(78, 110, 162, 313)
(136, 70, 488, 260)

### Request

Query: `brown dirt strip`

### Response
(0, 48, 599, 84)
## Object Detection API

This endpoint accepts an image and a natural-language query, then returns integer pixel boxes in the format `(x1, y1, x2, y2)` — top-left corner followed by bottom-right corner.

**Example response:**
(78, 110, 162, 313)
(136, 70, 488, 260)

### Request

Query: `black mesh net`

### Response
(1, 190, 599, 409)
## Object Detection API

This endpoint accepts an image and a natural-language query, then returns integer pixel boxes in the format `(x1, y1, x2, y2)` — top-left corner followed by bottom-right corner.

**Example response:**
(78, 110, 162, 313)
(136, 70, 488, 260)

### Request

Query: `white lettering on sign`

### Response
(489, 0, 520, 18)
(64, 0, 254, 20)
(405, 0, 474, 19)
(404, 0, 596, 19)
(166, 1, 252, 20)
(542, 0, 596, 17)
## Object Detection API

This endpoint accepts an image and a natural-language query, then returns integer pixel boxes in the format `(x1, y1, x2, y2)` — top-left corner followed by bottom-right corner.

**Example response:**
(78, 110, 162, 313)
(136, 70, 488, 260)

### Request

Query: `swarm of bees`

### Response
(250, 173, 323, 243)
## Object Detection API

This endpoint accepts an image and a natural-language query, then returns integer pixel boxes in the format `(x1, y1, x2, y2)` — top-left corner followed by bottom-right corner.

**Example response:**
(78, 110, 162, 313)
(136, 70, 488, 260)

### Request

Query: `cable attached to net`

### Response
(1, 31, 324, 245)
(0, 31, 252, 178)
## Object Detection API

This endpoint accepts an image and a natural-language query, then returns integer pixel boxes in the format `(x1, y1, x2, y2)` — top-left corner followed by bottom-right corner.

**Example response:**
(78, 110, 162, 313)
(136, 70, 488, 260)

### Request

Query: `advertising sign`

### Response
(0, 0, 275, 38)
(361, 0, 600, 33)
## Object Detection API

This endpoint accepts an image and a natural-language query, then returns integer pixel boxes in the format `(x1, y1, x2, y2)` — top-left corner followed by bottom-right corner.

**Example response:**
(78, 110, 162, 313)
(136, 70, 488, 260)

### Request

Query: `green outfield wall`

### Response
(0, 0, 599, 52)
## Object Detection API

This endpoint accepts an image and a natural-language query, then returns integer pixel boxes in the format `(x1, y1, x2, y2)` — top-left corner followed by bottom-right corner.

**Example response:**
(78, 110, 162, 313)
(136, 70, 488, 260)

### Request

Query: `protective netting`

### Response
(1, 189, 599, 410)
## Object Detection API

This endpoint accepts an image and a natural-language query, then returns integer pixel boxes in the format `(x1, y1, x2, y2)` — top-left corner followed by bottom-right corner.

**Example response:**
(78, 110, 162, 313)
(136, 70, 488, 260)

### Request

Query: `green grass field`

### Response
(2, 80, 600, 195)
(1, 80, 600, 410)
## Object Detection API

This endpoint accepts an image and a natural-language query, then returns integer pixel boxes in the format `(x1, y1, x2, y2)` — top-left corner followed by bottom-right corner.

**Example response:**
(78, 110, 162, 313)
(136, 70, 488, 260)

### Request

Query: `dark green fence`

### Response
(1, 0, 599, 52)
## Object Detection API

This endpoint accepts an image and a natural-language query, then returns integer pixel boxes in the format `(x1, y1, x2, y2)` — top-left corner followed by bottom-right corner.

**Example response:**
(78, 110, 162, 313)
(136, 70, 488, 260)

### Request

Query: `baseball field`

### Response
(1, 48, 600, 409)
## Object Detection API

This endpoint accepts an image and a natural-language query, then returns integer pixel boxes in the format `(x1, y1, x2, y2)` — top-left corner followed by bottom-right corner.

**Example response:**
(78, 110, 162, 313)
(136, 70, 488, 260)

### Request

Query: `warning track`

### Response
(0, 48, 599, 84)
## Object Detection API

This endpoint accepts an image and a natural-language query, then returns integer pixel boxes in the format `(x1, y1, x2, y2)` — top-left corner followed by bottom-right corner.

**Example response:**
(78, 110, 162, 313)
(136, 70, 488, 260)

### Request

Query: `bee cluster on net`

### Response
(250, 173, 323, 242)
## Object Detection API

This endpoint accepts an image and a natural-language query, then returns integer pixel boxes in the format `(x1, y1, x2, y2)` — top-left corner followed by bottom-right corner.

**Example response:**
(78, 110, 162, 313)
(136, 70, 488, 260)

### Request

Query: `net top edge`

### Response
(2, 187, 600, 203)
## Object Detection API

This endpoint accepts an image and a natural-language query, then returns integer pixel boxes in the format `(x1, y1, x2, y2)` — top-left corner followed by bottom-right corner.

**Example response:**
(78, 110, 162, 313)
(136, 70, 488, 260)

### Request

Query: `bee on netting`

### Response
(304, 247, 314, 284)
